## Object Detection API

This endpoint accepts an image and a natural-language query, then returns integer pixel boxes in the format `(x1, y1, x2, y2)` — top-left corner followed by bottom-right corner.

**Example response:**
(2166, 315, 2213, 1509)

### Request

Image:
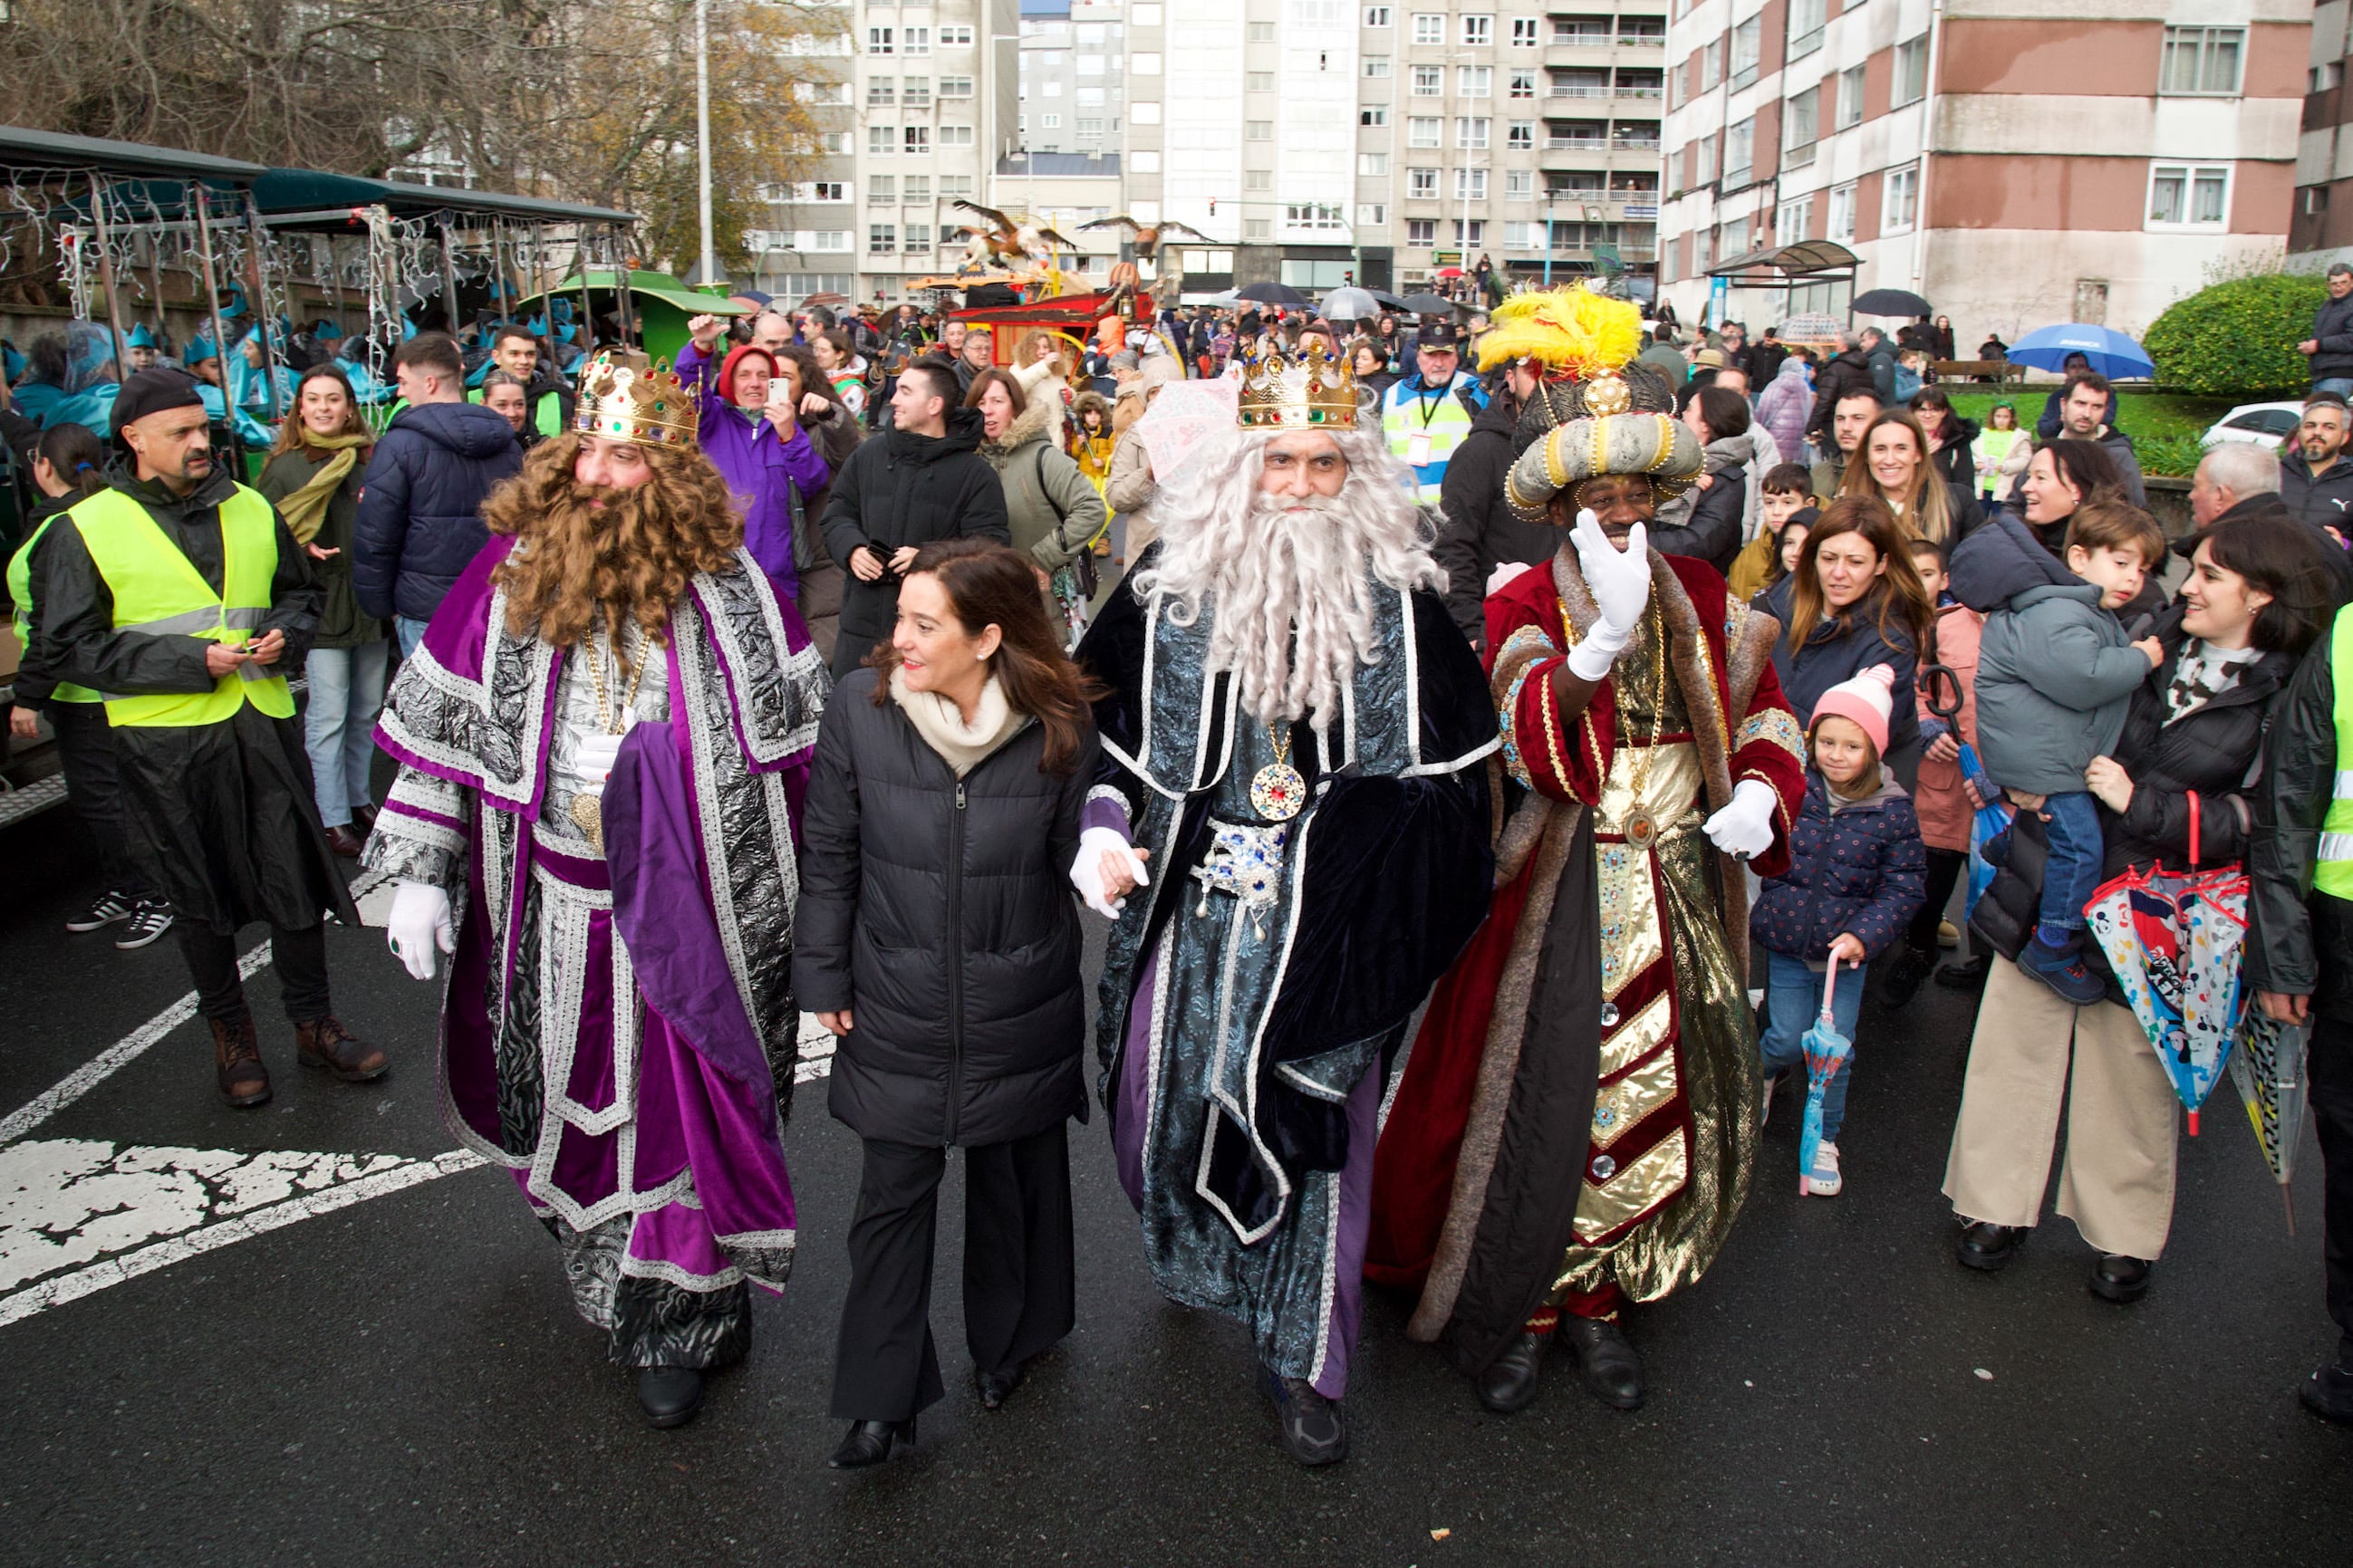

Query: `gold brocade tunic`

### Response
(1555, 603, 1760, 1301)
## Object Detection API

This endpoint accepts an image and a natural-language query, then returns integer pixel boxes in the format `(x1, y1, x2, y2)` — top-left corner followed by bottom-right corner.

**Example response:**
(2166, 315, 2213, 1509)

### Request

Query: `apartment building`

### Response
(2292, 0, 2353, 265)
(1658, 0, 2305, 341)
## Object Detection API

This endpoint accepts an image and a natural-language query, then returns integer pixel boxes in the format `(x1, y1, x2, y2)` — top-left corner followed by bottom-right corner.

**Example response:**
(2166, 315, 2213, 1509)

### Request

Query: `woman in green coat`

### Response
(257, 364, 384, 858)
(967, 369, 1108, 646)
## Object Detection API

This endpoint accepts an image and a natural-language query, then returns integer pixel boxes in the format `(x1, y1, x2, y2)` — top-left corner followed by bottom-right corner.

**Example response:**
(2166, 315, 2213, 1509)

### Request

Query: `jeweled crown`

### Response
(573, 351, 699, 448)
(1236, 339, 1360, 430)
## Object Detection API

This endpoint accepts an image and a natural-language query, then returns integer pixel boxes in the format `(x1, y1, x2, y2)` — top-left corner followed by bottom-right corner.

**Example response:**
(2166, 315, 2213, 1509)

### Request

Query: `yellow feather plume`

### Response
(1475, 285, 1644, 379)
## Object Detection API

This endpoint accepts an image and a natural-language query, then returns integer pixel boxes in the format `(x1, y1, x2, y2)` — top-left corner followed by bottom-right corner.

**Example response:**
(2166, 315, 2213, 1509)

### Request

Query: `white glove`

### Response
(1567, 507, 1653, 682)
(387, 880, 454, 981)
(1069, 825, 1150, 919)
(571, 726, 624, 782)
(1703, 778, 1781, 861)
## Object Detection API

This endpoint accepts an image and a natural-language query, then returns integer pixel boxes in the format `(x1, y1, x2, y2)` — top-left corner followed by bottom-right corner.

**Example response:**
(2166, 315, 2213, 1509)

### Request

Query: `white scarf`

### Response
(889, 667, 1030, 776)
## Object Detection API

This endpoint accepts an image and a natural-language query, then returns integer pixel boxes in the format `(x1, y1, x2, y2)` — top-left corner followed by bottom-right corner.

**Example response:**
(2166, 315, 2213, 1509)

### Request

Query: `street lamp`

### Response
(1543, 188, 1556, 285)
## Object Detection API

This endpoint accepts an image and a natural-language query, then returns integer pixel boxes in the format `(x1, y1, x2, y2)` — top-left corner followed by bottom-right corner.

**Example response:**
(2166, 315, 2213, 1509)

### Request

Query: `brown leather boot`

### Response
(294, 1015, 389, 1082)
(212, 1014, 272, 1108)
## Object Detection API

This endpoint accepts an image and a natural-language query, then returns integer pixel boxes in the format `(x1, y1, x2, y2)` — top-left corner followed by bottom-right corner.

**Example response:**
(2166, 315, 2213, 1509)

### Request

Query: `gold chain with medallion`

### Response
(1565, 598, 1669, 851)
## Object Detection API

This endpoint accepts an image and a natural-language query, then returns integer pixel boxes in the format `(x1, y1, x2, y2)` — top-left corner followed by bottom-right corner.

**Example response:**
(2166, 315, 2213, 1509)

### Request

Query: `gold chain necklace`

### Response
(568, 619, 658, 852)
(1566, 597, 1669, 851)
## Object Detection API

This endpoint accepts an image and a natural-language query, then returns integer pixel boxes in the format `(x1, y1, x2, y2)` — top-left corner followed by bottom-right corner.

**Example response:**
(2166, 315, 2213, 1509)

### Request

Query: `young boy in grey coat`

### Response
(1951, 505, 2166, 1003)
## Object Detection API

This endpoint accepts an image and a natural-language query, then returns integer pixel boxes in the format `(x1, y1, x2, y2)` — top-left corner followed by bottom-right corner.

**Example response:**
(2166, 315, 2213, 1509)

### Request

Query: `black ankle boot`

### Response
(635, 1366, 703, 1429)
(2089, 1253, 2152, 1303)
(828, 1418, 915, 1468)
(1558, 1317, 1644, 1410)
(1955, 1220, 2030, 1272)
(1258, 1366, 1347, 1466)
(1476, 1330, 1551, 1414)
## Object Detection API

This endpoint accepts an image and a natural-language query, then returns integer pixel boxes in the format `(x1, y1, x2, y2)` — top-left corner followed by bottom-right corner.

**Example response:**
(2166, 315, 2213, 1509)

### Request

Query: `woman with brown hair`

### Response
(796, 537, 1099, 1468)
(968, 366, 1108, 641)
(258, 363, 383, 856)
(1755, 495, 1937, 779)
(1837, 407, 1984, 545)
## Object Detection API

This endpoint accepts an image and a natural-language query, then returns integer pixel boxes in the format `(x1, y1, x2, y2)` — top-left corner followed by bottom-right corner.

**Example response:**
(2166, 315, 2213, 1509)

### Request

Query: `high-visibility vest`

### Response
(7, 513, 101, 704)
(1382, 374, 1478, 505)
(68, 485, 294, 728)
(2320, 603, 2353, 898)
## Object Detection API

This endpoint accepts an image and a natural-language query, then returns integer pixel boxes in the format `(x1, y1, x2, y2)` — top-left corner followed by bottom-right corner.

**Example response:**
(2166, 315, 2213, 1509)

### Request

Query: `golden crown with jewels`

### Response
(572, 351, 699, 449)
(1235, 338, 1361, 430)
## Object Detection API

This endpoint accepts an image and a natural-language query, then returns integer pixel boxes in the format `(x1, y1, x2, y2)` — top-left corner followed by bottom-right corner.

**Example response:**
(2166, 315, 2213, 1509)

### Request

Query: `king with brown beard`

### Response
(1072, 340, 1497, 1467)
(362, 353, 828, 1430)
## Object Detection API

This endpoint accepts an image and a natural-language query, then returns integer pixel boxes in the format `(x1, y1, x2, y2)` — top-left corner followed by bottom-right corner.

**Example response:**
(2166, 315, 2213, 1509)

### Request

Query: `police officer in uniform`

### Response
(1379, 318, 1487, 505)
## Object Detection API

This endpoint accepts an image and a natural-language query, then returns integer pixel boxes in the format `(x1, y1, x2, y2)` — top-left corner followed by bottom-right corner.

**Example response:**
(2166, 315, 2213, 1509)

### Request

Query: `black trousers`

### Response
(176, 919, 331, 1024)
(1906, 847, 1971, 955)
(2313, 1016, 2353, 1366)
(830, 1121, 1075, 1422)
(50, 701, 155, 901)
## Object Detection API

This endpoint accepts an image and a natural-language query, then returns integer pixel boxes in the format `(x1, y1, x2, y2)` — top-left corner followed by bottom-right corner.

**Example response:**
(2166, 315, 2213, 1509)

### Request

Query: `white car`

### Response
(2201, 400, 2306, 447)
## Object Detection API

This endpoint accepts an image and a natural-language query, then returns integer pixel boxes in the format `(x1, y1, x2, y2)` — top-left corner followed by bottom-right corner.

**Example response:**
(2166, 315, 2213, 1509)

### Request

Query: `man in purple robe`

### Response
(364, 352, 826, 1429)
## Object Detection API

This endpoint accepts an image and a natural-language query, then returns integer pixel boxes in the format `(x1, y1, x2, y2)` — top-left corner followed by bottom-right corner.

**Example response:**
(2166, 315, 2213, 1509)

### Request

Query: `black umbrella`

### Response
(1367, 288, 1412, 311)
(1400, 293, 1459, 316)
(1850, 288, 1932, 318)
(1233, 281, 1310, 307)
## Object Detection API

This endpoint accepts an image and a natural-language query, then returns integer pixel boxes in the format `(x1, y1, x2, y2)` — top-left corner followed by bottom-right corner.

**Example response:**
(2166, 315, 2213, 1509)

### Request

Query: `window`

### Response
(1247, 168, 1274, 190)
(1511, 16, 1538, 47)
(1883, 161, 1919, 233)
(1828, 180, 1857, 241)
(1787, 0, 1824, 61)
(1412, 13, 1442, 43)
(1453, 218, 1484, 244)
(1507, 120, 1533, 149)
(1357, 203, 1388, 225)
(1358, 152, 1390, 174)
(1461, 14, 1490, 46)
(1409, 167, 1440, 197)
(1041, 80, 1062, 98)
(1407, 219, 1435, 245)
(1362, 105, 1389, 125)
(870, 78, 896, 106)
(1837, 63, 1866, 128)
(869, 224, 896, 253)
(1784, 86, 1818, 167)
(1509, 68, 1536, 99)
(1248, 120, 1275, 139)
(1131, 150, 1161, 172)
(905, 26, 931, 54)
(801, 181, 846, 202)
(1133, 52, 1162, 74)
(1723, 117, 1752, 186)
(1249, 71, 1276, 91)
(902, 176, 930, 201)
(1133, 4, 1162, 24)
(940, 175, 974, 197)
(1075, 87, 1104, 106)
(939, 24, 973, 45)
(938, 124, 973, 147)
(1133, 100, 1161, 122)
(1076, 53, 1104, 75)
(1501, 221, 1533, 250)
(1696, 133, 1716, 182)
(903, 125, 930, 152)
(867, 176, 896, 204)
(1721, 215, 1750, 256)
(1246, 217, 1272, 239)
(940, 75, 974, 97)
(816, 131, 851, 155)
(904, 77, 931, 108)
(1413, 65, 1442, 95)
(1456, 116, 1490, 149)
(1894, 34, 1928, 107)
(1730, 16, 1760, 88)
(939, 225, 964, 246)
(1364, 55, 1392, 77)
(2161, 25, 2244, 95)
(1365, 5, 1391, 24)
(1454, 168, 1487, 200)
(1701, 38, 1721, 89)
(809, 231, 850, 252)
(1779, 193, 1812, 240)
(2147, 162, 2232, 227)
(867, 126, 895, 154)
(1505, 168, 1532, 197)
(1461, 65, 1492, 96)
(1075, 119, 1104, 139)
(1287, 203, 1345, 230)
(868, 25, 892, 53)
(1408, 116, 1442, 147)
(1693, 226, 1712, 274)
(1249, 20, 1277, 40)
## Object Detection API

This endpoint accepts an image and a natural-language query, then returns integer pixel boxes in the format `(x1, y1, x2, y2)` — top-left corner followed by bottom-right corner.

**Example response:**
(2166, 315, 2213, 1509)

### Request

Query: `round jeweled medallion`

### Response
(1251, 762, 1307, 822)
(1624, 807, 1657, 852)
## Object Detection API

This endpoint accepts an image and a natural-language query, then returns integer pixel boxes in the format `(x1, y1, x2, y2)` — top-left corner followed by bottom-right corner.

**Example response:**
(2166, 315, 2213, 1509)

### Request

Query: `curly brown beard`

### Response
(483, 434, 744, 672)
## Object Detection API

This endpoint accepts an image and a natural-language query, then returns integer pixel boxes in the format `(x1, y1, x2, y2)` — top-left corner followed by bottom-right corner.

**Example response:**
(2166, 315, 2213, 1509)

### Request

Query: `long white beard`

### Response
(1190, 491, 1401, 726)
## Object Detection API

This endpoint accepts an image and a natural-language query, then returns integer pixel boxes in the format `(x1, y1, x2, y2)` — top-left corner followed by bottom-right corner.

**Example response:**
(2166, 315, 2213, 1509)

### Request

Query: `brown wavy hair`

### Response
(867, 538, 1103, 774)
(269, 363, 371, 456)
(1837, 409, 1960, 544)
(484, 432, 743, 674)
(1786, 495, 1934, 663)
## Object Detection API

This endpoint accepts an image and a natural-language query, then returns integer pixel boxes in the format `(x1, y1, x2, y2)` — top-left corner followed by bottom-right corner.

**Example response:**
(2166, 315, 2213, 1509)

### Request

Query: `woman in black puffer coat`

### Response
(1943, 513, 2333, 1304)
(796, 539, 1096, 1469)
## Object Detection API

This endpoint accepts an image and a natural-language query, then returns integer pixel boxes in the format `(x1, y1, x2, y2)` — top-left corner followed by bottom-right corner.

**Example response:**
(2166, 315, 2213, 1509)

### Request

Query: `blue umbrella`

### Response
(1799, 957, 1855, 1197)
(2007, 322, 2155, 380)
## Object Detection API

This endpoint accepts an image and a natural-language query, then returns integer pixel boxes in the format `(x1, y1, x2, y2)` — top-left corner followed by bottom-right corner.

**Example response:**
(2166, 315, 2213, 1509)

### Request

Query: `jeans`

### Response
(1760, 948, 1866, 1142)
(303, 640, 390, 827)
(395, 616, 430, 660)
(2315, 377, 2353, 400)
(2036, 790, 2105, 935)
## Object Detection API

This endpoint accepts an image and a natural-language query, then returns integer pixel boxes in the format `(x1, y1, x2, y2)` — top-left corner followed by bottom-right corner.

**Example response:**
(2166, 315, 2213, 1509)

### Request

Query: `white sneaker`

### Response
(1800, 1141, 1843, 1198)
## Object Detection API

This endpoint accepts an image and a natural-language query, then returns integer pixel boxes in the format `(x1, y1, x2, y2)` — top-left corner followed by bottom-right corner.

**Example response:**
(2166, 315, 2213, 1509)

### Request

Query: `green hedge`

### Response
(2144, 273, 2328, 399)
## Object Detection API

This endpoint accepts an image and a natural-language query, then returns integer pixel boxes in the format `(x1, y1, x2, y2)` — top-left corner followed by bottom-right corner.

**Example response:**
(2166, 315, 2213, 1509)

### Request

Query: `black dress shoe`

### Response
(1877, 945, 1935, 1008)
(323, 823, 364, 859)
(1258, 1366, 1347, 1466)
(828, 1418, 915, 1468)
(1558, 1317, 1644, 1410)
(1955, 1221, 2030, 1272)
(976, 1361, 1028, 1410)
(2300, 1361, 2353, 1425)
(636, 1366, 703, 1429)
(1934, 955, 1991, 990)
(1475, 1330, 1549, 1414)
(2089, 1254, 2152, 1303)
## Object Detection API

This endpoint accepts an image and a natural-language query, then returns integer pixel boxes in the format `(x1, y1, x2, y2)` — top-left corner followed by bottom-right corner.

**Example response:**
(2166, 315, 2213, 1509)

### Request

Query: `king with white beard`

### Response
(1072, 339, 1498, 1467)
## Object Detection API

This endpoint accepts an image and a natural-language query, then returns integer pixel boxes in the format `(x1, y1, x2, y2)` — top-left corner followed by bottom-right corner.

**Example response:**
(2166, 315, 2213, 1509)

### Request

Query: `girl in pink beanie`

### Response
(1748, 665, 1926, 1195)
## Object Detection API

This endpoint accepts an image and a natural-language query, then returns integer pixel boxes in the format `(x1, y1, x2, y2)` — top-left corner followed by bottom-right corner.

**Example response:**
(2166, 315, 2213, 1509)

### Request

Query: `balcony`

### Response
(1548, 83, 1612, 99)
(1616, 32, 1664, 48)
(1610, 133, 1662, 151)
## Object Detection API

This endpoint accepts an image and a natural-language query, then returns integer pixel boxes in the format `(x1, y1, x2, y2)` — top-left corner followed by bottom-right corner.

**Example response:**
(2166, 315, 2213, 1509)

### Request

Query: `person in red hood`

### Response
(676, 315, 843, 596)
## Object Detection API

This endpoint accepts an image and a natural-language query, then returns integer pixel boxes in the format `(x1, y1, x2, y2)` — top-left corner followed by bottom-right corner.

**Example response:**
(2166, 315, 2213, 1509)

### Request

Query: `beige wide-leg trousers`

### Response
(1943, 960, 2180, 1260)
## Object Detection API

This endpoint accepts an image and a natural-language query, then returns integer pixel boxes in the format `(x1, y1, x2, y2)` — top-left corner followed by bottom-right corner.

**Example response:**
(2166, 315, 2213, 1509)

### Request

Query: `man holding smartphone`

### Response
(678, 314, 838, 598)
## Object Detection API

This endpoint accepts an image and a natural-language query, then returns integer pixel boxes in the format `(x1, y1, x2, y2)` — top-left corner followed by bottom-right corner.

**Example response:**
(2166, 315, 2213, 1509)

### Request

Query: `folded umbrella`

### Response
(2007, 323, 2155, 380)
(2229, 1010, 2312, 1232)
(1799, 957, 1854, 1196)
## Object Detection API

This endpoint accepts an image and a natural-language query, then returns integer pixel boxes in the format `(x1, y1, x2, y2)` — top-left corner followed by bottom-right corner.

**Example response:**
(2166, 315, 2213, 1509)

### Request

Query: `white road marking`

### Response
(0, 1140, 484, 1327)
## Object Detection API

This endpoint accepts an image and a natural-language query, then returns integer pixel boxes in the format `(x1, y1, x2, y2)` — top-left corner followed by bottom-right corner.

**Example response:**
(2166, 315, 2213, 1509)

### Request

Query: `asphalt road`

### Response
(2, 801, 2347, 1568)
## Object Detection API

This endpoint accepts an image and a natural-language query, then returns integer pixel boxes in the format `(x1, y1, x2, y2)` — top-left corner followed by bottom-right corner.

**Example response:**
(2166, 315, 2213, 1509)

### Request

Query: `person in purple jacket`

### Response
(679, 313, 834, 596)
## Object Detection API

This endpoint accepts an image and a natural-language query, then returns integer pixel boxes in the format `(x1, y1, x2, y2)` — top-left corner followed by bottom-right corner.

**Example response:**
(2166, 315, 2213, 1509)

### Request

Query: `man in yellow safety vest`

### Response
(1380, 319, 1487, 506)
(22, 369, 385, 1109)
